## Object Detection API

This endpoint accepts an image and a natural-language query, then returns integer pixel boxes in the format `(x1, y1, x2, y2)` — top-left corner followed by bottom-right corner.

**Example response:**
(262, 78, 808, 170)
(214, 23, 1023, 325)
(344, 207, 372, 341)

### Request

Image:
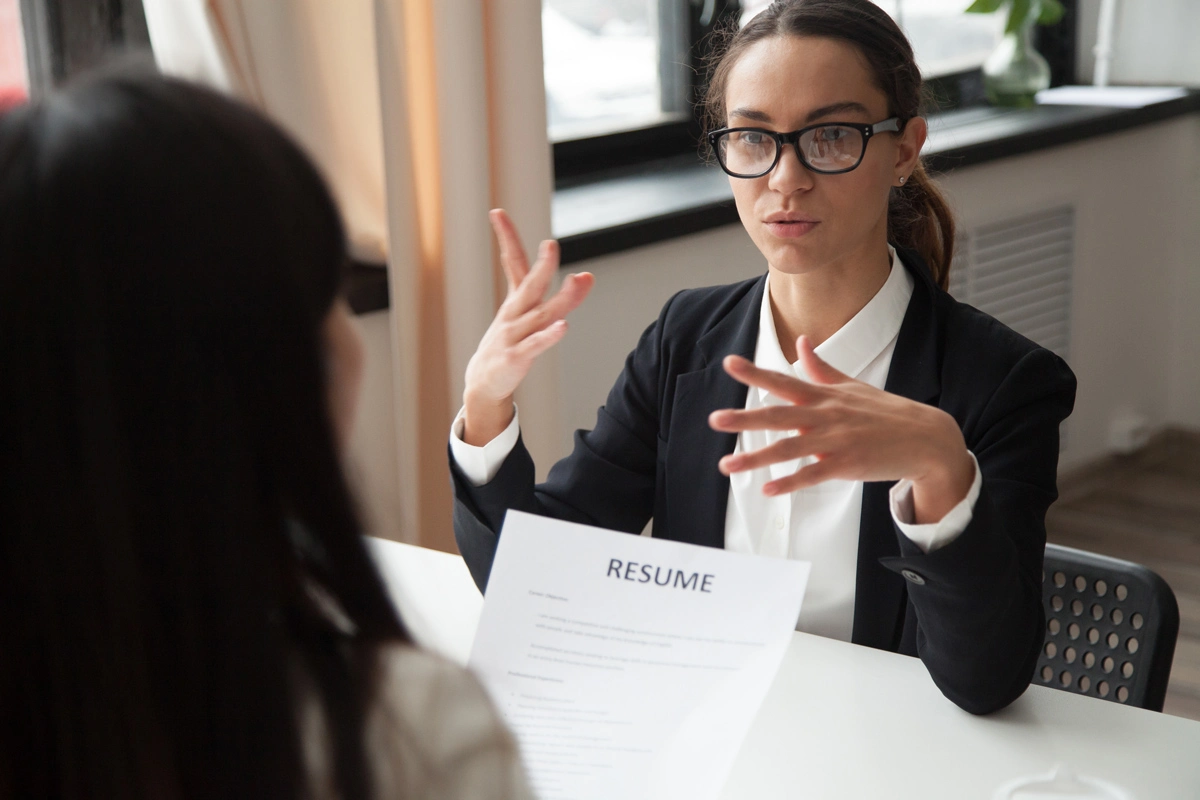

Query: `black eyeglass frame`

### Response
(707, 117, 904, 178)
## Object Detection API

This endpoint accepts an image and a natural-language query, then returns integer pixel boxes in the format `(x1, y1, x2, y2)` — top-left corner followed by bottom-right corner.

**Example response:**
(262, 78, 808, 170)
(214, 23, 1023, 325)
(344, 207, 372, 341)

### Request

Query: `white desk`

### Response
(366, 537, 482, 665)
(721, 632, 1200, 799)
(368, 539, 1200, 799)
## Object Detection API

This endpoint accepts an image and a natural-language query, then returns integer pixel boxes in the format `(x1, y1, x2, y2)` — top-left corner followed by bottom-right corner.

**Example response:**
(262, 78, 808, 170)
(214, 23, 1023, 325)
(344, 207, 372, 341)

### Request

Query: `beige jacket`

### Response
(303, 645, 535, 799)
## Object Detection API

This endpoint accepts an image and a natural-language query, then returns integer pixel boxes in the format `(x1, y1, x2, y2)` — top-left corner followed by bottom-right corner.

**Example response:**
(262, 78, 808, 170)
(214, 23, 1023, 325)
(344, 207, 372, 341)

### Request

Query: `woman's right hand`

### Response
(461, 209, 594, 446)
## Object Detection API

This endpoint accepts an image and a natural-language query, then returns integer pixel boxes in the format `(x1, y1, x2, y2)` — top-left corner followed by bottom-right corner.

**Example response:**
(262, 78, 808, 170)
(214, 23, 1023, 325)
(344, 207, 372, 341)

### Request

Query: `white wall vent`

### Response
(948, 205, 1075, 364)
(947, 205, 1075, 452)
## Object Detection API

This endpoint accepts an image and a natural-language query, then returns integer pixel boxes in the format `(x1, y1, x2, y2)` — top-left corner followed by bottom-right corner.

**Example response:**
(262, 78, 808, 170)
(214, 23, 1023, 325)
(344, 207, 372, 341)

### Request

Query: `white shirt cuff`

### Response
(449, 405, 521, 487)
(889, 451, 982, 554)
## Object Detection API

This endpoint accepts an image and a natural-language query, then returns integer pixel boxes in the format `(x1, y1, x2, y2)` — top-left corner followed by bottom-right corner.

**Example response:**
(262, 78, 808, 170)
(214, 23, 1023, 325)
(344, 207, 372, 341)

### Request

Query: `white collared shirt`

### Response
(450, 248, 981, 643)
(724, 248, 978, 641)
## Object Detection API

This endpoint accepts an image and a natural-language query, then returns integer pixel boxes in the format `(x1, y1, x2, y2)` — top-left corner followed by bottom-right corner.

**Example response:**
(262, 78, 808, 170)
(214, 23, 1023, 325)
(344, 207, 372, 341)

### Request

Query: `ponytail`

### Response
(888, 162, 955, 291)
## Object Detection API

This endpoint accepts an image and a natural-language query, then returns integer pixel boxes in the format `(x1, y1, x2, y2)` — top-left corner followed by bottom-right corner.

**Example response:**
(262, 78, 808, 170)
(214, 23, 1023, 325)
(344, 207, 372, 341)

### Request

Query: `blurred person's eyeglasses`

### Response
(708, 117, 902, 178)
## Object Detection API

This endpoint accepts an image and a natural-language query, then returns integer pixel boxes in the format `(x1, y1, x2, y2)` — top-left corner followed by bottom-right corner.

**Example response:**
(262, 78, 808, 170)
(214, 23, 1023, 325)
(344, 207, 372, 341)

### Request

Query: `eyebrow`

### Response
(727, 101, 874, 126)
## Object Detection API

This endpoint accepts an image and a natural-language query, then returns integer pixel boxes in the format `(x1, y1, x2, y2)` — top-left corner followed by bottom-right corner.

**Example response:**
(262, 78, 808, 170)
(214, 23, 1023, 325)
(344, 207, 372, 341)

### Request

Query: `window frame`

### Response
(17, 0, 150, 96)
(550, 0, 1079, 188)
(551, 0, 740, 185)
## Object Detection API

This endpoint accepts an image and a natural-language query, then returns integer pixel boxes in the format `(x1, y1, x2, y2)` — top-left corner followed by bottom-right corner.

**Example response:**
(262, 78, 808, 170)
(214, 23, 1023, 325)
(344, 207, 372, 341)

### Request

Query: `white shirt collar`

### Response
(754, 245, 915, 385)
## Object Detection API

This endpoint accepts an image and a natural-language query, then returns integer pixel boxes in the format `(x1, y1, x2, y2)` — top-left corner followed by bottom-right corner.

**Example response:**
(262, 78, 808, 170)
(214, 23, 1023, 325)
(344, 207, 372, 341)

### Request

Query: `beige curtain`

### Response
(143, 0, 388, 261)
(143, 0, 560, 552)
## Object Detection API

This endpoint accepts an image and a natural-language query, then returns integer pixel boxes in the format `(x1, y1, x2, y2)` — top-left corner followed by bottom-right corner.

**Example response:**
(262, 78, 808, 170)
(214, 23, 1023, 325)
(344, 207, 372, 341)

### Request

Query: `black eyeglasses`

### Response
(708, 117, 902, 178)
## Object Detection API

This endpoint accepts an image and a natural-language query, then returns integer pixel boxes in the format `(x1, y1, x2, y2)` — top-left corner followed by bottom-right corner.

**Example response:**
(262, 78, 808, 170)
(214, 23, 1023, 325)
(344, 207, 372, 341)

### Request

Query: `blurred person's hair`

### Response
(0, 72, 407, 800)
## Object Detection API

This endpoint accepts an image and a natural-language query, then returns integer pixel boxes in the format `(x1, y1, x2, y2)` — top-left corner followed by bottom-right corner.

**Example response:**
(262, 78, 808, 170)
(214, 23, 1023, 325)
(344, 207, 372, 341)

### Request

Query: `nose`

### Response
(767, 141, 814, 195)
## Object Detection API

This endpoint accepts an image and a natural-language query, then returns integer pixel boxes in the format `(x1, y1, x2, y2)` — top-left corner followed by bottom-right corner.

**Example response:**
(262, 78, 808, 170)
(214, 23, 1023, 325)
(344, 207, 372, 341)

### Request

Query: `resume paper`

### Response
(468, 510, 810, 800)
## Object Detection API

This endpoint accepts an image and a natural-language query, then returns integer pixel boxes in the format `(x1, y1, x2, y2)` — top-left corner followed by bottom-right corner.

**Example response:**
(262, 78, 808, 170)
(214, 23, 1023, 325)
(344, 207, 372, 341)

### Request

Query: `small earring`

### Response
(898, 175, 907, 185)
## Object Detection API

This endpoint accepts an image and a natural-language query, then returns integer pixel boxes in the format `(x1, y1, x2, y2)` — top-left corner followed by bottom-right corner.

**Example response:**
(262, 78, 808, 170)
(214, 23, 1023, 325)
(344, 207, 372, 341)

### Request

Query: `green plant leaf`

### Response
(1039, 0, 1066, 25)
(1006, 0, 1032, 34)
(964, 0, 1007, 13)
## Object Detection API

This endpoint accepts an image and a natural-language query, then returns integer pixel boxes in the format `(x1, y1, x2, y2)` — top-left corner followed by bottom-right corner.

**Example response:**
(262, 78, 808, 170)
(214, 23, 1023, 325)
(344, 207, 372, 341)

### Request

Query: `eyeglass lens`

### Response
(718, 126, 865, 176)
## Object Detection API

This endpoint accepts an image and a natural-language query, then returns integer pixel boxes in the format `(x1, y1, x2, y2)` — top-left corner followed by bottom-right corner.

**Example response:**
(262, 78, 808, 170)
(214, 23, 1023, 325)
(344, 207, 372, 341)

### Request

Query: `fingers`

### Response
(722, 355, 821, 404)
(709, 404, 817, 433)
(796, 335, 848, 385)
(489, 209, 530, 292)
(505, 238, 561, 317)
(559, 271, 594, 314)
(509, 270, 594, 341)
(512, 319, 569, 362)
(763, 457, 840, 496)
(513, 237, 560, 308)
(718, 433, 829, 476)
(489, 211, 565, 322)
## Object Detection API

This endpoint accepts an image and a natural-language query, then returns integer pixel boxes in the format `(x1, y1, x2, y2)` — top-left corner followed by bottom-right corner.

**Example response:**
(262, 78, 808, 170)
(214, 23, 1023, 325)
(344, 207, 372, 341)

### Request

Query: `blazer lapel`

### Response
(852, 250, 943, 650)
(659, 276, 765, 550)
(881, 249, 942, 404)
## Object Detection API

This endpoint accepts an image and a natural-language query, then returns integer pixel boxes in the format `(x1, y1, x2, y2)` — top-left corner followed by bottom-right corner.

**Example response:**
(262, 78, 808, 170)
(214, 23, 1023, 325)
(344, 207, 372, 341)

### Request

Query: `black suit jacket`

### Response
(450, 249, 1077, 715)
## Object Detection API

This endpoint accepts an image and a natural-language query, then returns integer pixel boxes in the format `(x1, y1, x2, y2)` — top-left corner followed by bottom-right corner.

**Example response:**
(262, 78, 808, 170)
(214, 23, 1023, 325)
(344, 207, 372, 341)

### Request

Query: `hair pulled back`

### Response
(702, 0, 956, 289)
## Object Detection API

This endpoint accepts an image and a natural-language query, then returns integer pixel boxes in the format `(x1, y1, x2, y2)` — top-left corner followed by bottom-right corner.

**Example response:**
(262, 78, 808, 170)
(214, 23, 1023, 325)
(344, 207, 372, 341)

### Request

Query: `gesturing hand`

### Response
(708, 335, 975, 524)
(461, 209, 594, 446)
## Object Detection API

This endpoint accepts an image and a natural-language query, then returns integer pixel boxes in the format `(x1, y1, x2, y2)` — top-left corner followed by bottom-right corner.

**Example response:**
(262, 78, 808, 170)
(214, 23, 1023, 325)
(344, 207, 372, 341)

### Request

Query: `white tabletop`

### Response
(368, 538, 1200, 800)
(722, 631, 1200, 799)
(366, 537, 483, 665)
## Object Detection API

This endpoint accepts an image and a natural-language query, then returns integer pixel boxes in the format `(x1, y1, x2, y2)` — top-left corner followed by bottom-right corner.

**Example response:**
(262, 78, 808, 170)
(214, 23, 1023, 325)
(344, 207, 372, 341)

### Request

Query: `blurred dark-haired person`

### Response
(0, 73, 532, 800)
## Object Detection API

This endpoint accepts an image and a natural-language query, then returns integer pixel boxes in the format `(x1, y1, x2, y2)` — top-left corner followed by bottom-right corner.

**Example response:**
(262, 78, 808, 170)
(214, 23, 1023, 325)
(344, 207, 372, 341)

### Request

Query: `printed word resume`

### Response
(468, 510, 810, 800)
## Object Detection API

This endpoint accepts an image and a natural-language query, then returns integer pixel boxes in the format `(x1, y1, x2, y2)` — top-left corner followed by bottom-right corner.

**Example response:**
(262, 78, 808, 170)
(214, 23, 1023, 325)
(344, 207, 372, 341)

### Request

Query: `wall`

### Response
(938, 116, 1200, 466)
(556, 226, 764, 450)
(1166, 115, 1200, 425)
(1077, 0, 1200, 87)
(345, 309, 408, 542)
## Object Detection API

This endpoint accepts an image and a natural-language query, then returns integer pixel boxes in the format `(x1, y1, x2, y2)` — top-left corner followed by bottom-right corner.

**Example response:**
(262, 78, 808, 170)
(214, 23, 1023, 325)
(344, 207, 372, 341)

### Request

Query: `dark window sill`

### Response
(554, 91, 1200, 265)
(348, 91, 1200, 314)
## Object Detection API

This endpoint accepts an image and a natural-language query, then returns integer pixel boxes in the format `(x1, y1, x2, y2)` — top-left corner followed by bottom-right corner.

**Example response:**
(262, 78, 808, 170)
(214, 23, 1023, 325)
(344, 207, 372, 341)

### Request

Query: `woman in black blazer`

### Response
(449, 0, 1076, 715)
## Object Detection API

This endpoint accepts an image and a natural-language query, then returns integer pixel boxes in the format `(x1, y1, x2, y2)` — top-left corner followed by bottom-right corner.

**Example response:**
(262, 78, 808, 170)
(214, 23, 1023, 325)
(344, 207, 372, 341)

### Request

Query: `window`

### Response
(12, 0, 151, 99)
(0, 0, 27, 109)
(543, 0, 691, 143)
(547, 0, 1076, 183)
(545, 0, 738, 181)
(741, 0, 1007, 79)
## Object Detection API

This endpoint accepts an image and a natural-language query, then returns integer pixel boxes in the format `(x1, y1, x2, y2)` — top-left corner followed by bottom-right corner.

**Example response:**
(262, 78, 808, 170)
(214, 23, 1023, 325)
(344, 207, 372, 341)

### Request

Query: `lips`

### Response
(764, 212, 819, 224)
(763, 213, 819, 239)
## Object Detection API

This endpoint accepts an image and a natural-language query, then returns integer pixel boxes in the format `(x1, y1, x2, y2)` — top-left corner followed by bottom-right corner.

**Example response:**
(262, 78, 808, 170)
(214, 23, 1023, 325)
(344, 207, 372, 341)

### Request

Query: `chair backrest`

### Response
(1037, 544, 1179, 711)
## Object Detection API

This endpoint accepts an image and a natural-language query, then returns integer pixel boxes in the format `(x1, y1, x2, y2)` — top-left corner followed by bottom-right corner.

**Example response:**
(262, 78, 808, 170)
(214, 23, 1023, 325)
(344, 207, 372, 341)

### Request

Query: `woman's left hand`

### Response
(708, 335, 976, 524)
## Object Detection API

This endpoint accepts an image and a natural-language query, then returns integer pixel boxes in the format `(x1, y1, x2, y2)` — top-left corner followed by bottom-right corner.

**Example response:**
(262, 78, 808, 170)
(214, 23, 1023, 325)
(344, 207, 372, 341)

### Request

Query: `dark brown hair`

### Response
(702, 0, 955, 289)
(0, 72, 408, 799)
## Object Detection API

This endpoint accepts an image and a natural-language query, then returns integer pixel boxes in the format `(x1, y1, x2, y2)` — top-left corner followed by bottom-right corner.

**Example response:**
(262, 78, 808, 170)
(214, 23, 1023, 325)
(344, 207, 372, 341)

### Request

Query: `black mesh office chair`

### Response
(1036, 544, 1179, 711)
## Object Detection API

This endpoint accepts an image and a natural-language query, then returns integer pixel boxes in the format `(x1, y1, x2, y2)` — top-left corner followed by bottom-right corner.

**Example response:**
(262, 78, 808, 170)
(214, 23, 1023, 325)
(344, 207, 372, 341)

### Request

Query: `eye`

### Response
(815, 126, 848, 142)
(736, 130, 769, 146)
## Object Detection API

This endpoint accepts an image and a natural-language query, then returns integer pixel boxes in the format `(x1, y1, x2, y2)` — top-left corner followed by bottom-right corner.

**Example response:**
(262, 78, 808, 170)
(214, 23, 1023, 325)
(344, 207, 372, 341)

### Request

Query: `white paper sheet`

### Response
(468, 510, 810, 800)
(1035, 85, 1188, 108)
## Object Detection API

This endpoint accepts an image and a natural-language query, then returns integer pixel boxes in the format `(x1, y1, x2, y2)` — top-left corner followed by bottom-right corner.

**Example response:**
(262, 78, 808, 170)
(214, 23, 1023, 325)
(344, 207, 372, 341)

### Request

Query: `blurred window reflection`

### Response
(543, 0, 688, 143)
(544, 0, 1006, 144)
